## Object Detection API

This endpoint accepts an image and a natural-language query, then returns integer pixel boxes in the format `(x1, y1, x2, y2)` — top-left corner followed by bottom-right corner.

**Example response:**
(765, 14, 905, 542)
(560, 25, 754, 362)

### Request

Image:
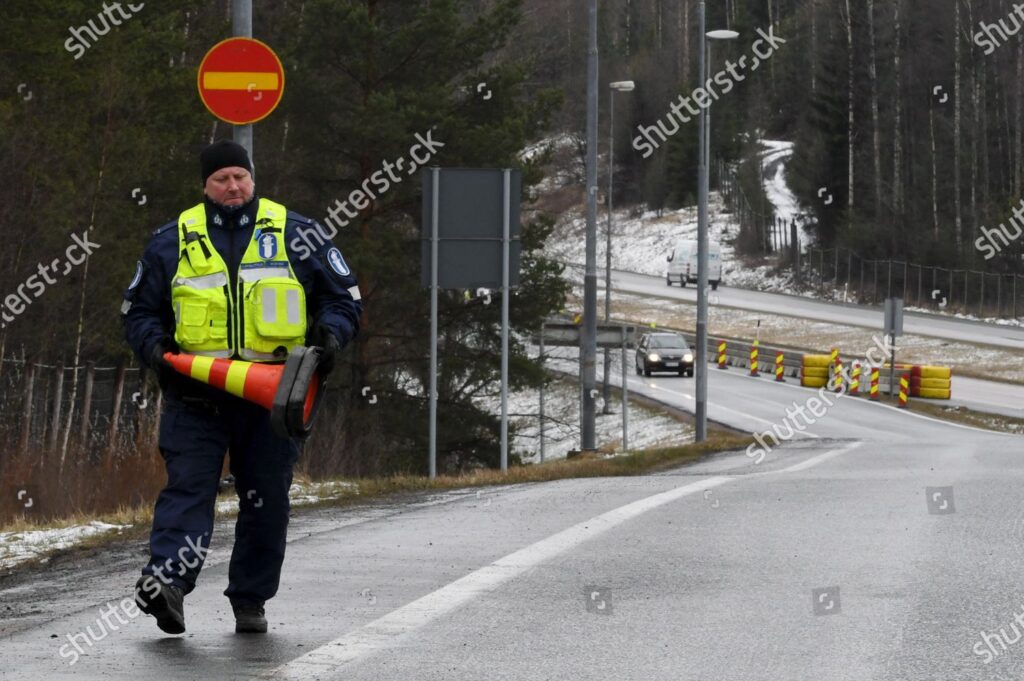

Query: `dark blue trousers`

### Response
(143, 394, 299, 606)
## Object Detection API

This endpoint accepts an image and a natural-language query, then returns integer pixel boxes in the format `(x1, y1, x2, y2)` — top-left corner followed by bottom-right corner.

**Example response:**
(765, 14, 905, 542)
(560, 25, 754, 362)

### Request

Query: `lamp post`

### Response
(603, 80, 635, 414)
(696, 6, 739, 443)
(582, 0, 599, 452)
(704, 30, 739, 201)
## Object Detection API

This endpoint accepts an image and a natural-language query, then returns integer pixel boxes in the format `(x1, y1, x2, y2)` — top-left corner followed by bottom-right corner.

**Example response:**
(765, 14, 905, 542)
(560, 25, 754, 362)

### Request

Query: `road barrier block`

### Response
(916, 387, 952, 399)
(801, 355, 831, 387)
(913, 365, 953, 380)
(879, 362, 953, 400)
(911, 377, 950, 390)
(898, 373, 910, 408)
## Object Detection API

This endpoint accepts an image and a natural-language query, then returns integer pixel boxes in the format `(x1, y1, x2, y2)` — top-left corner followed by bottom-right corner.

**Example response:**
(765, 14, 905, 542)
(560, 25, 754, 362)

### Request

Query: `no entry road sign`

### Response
(198, 37, 285, 125)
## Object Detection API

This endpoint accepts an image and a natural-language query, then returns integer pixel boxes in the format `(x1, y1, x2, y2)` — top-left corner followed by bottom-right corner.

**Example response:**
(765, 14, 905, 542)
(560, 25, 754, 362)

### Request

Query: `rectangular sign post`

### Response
(500, 169, 511, 472)
(884, 297, 904, 396)
(422, 169, 522, 477)
(535, 322, 635, 454)
(621, 326, 629, 451)
(539, 322, 546, 463)
(429, 169, 440, 478)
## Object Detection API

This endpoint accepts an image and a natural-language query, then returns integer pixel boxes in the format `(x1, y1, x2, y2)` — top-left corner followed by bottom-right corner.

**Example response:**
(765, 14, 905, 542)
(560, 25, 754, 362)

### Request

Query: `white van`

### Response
(666, 239, 722, 289)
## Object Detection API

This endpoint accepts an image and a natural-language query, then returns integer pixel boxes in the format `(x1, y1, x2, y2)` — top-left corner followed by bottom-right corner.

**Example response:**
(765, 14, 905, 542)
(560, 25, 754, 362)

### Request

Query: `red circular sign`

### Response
(197, 37, 285, 125)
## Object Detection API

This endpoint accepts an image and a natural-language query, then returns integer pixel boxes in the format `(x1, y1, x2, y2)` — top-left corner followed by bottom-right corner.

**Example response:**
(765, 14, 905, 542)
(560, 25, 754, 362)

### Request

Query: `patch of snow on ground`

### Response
(216, 480, 359, 515)
(760, 140, 816, 252)
(476, 346, 693, 464)
(0, 521, 129, 570)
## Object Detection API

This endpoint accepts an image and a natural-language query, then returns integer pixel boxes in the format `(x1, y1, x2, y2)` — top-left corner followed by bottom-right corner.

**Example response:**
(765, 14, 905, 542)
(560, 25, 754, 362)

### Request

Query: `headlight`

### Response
(648, 353, 660, 362)
(684, 353, 693, 362)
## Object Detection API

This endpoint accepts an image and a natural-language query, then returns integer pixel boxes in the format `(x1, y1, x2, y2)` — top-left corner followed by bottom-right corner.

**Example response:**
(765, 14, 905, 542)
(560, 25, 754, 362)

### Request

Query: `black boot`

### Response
(135, 576, 185, 634)
(232, 600, 267, 633)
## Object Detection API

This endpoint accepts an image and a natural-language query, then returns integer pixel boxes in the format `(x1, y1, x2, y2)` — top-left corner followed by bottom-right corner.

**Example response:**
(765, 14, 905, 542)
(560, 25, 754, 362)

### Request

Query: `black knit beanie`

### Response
(200, 140, 253, 184)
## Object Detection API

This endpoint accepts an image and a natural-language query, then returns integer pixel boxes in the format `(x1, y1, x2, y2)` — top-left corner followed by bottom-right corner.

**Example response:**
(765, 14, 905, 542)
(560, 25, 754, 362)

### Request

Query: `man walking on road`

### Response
(121, 140, 361, 634)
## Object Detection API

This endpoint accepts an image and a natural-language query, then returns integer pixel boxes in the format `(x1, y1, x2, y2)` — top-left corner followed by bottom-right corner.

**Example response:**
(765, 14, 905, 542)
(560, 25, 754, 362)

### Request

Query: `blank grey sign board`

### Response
(420, 240, 522, 289)
(421, 168, 522, 289)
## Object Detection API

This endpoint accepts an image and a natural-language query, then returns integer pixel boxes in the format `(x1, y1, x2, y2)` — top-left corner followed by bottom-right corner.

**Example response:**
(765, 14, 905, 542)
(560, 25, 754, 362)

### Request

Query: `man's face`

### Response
(204, 166, 254, 207)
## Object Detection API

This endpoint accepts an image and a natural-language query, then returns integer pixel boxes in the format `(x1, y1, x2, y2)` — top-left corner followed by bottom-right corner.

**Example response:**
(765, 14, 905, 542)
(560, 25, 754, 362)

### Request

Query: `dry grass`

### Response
(0, 434, 751, 571)
(902, 398, 1024, 434)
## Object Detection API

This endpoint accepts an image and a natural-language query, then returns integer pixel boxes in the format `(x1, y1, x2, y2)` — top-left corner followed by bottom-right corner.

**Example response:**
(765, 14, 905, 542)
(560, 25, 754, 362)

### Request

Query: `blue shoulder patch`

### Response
(151, 221, 176, 237)
(326, 247, 351, 277)
(287, 210, 315, 226)
(127, 260, 144, 290)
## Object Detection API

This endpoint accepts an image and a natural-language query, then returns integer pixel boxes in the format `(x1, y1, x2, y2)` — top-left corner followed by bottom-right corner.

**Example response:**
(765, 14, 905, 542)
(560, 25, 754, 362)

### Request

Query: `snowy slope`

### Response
(475, 347, 693, 463)
(760, 139, 815, 252)
(544, 193, 794, 292)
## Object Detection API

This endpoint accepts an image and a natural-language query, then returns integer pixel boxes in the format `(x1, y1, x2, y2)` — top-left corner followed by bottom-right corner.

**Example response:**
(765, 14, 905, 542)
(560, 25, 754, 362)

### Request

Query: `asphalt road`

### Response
(2, 367, 1022, 680)
(602, 268, 1024, 352)
(589, 266, 1024, 419)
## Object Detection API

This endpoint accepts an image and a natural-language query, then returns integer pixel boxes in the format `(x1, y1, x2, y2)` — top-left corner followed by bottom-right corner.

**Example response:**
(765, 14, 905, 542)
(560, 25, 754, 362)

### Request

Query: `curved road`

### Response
(585, 267, 1024, 418)
(2, 361, 1022, 680)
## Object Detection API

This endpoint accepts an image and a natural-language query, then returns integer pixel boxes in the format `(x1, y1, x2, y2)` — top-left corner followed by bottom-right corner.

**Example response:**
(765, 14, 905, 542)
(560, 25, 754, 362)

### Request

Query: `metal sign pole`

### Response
(581, 0, 599, 451)
(429, 169, 440, 478)
(539, 323, 545, 464)
(232, 0, 254, 159)
(889, 332, 896, 397)
(501, 169, 511, 472)
(695, 0, 709, 442)
(621, 328, 629, 451)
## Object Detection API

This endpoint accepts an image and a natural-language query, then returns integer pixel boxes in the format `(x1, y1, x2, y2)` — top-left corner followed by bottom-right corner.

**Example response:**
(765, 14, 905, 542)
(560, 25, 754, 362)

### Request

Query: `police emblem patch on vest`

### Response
(256, 232, 278, 260)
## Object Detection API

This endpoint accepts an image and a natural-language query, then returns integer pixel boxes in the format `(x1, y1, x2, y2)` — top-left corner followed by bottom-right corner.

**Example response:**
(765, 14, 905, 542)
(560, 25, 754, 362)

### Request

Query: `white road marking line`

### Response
(264, 441, 860, 679)
(644, 381, 820, 439)
(263, 475, 732, 679)
(775, 441, 863, 473)
(670, 358, 1017, 437)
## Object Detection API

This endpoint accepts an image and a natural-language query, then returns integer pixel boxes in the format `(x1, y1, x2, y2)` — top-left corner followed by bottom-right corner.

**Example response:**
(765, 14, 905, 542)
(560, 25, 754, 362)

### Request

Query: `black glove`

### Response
(309, 325, 340, 377)
(148, 336, 179, 385)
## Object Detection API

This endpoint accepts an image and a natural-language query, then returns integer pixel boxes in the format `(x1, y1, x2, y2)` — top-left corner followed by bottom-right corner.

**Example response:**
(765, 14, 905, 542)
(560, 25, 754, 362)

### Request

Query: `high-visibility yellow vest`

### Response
(171, 198, 306, 362)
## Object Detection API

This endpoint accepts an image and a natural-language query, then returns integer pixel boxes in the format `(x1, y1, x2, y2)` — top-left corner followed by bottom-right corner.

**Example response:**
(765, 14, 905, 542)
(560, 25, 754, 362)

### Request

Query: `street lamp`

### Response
(704, 31, 739, 201)
(603, 80, 635, 414)
(696, 5, 739, 442)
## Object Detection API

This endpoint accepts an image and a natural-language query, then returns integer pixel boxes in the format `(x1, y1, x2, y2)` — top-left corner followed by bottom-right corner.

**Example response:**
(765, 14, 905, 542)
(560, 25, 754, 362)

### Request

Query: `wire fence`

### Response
(0, 356, 155, 469)
(718, 158, 1024, 320)
(718, 160, 800, 256)
(801, 248, 1024, 318)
